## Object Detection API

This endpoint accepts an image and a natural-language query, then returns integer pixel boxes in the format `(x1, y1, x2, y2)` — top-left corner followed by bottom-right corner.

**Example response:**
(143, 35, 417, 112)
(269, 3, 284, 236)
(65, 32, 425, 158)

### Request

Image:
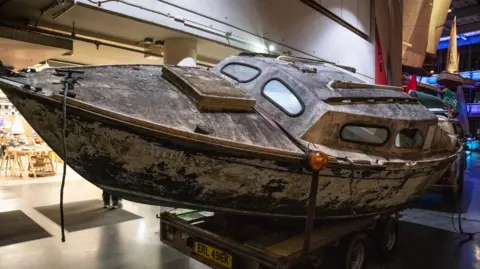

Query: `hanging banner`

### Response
(375, 26, 388, 85)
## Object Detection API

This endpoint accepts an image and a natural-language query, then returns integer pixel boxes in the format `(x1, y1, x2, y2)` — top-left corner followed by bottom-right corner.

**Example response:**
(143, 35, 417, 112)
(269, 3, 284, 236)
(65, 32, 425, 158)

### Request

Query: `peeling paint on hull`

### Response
(3, 86, 450, 218)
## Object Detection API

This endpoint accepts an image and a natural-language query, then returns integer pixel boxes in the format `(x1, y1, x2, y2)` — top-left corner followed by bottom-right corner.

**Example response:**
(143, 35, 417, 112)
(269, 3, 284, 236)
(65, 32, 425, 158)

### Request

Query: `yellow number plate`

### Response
(194, 242, 232, 268)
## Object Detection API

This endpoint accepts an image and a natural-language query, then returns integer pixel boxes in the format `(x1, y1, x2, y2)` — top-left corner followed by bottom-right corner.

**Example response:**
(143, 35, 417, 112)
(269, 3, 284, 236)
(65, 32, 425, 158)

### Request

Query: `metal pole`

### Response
(303, 170, 319, 255)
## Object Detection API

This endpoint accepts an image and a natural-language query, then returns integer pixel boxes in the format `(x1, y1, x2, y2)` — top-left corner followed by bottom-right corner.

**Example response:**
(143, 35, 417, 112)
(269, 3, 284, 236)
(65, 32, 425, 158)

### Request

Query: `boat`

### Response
(408, 90, 445, 110)
(0, 53, 461, 218)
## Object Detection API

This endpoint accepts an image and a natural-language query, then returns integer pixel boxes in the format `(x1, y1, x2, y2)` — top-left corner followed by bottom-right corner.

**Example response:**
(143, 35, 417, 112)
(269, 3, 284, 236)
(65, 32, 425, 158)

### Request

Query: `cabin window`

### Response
(396, 128, 424, 148)
(340, 124, 389, 145)
(221, 63, 261, 83)
(262, 79, 304, 116)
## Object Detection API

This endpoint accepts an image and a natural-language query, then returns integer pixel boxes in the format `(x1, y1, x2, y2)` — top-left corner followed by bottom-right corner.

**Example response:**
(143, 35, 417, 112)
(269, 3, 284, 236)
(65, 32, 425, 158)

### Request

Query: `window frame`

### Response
(261, 78, 305, 117)
(395, 128, 425, 148)
(339, 123, 390, 146)
(220, 62, 262, 83)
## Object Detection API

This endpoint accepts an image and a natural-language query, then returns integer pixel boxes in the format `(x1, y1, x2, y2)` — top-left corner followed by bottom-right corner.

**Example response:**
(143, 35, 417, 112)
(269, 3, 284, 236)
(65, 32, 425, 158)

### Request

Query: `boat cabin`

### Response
(204, 55, 440, 160)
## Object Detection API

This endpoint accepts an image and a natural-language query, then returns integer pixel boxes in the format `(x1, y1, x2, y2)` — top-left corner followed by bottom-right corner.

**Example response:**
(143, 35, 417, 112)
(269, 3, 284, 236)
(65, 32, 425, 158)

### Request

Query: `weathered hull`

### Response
(2, 85, 451, 218)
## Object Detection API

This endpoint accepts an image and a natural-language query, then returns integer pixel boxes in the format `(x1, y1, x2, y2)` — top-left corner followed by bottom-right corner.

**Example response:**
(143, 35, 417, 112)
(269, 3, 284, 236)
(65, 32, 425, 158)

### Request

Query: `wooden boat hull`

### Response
(1, 84, 452, 218)
(437, 71, 477, 89)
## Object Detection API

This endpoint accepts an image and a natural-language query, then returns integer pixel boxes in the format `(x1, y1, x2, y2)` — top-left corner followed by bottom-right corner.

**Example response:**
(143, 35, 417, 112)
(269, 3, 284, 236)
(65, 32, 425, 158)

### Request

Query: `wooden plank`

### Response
(162, 65, 256, 112)
(329, 80, 404, 91)
(245, 231, 297, 251)
(265, 217, 375, 257)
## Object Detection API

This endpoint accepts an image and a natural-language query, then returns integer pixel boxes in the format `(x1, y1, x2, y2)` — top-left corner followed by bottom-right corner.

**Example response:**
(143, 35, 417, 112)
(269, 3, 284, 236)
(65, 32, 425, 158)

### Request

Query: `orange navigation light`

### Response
(308, 151, 328, 171)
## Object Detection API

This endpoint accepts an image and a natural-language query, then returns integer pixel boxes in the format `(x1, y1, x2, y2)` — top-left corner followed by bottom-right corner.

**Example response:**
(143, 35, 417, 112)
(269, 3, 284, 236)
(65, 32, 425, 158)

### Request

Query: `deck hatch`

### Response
(162, 65, 256, 112)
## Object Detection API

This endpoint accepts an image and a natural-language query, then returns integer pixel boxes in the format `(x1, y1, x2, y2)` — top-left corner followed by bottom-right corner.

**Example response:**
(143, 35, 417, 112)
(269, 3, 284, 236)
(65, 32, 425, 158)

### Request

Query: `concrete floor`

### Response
(2, 154, 480, 269)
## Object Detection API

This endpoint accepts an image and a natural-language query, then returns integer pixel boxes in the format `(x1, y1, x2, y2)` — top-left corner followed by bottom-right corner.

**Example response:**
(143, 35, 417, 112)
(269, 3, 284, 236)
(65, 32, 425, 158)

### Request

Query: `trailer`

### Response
(159, 208, 400, 269)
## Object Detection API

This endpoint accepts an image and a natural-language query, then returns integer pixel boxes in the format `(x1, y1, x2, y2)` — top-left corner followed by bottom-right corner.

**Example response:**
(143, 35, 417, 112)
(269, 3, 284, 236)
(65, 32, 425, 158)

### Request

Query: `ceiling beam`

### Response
(457, 21, 480, 34)
(447, 4, 480, 20)
(442, 21, 480, 36)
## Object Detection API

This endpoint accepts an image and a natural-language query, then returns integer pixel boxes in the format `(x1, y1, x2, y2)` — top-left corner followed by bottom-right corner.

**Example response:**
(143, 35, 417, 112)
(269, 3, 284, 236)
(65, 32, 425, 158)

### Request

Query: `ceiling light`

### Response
(268, 44, 275, 52)
(144, 55, 162, 60)
(430, 70, 435, 74)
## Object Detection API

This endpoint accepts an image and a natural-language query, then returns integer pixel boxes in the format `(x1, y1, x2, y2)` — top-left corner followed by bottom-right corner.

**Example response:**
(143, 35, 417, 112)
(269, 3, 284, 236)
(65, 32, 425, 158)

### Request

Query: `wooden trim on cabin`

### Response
(328, 81, 404, 92)
(49, 95, 303, 159)
(324, 96, 417, 105)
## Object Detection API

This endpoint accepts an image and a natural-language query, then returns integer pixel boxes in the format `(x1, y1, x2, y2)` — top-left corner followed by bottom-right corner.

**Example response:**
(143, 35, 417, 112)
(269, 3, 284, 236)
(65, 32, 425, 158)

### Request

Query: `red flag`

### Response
(404, 75, 417, 93)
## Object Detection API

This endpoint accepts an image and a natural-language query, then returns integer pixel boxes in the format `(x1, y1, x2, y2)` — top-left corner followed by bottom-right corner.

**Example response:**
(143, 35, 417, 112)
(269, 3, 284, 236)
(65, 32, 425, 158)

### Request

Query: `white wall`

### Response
(315, 0, 371, 36)
(76, 0, 374, 79)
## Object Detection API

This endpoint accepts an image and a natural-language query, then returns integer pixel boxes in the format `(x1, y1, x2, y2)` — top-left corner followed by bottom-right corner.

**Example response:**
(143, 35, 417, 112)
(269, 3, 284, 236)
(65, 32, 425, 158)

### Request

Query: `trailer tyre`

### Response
(375, 218, 398, 258)
(337, 233, 368, 269)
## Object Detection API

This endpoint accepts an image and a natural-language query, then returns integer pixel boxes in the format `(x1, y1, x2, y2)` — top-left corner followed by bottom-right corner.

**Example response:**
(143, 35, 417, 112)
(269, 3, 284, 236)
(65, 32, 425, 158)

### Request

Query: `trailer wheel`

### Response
(338, 233, 368, 269)
(375, 217, 398, 258)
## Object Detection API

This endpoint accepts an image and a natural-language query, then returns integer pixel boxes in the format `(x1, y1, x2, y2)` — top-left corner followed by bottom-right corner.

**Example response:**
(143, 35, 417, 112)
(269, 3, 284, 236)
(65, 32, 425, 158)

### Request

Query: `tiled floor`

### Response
(0, 167, 208, 269)
(2, 155, 480, 269)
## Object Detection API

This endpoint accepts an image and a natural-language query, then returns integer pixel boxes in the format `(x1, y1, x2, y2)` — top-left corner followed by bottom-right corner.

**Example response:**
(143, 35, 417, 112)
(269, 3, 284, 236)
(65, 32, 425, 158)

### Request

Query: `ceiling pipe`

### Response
(35, 1, 62, 27)
(0, 22, 164, 59)
(52, 3, 76, 20)
(42, 1, 60, 15)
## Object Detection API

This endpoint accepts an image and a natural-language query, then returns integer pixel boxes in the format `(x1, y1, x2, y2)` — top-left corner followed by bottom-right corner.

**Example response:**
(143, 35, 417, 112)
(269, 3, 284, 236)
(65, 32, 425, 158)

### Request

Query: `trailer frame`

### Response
(159, 208, 401, 269)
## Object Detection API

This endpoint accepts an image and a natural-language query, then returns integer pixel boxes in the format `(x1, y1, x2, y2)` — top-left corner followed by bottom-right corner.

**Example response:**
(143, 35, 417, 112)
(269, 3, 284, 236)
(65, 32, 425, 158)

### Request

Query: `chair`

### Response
(0, 148, 25, 177)
(28, 151, 55, 178)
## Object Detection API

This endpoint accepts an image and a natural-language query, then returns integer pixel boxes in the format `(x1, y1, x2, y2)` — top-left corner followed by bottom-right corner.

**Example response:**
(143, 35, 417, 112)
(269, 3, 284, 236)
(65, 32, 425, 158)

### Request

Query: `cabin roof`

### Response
(213, 56, 436, 137)
(215, 56, 413, 101)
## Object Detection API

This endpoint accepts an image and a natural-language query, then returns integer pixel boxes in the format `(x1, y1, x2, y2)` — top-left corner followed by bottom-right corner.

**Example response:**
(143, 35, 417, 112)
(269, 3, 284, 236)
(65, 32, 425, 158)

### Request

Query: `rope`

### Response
(60, 81, 68, 242)
(451, 189, 478, 238)
(336, 157, 356, 216)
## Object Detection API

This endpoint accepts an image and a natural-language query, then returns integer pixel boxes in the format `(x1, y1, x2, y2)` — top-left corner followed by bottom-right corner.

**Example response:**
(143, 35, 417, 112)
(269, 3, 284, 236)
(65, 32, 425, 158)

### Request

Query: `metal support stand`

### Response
(303, 170, 319, 255)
